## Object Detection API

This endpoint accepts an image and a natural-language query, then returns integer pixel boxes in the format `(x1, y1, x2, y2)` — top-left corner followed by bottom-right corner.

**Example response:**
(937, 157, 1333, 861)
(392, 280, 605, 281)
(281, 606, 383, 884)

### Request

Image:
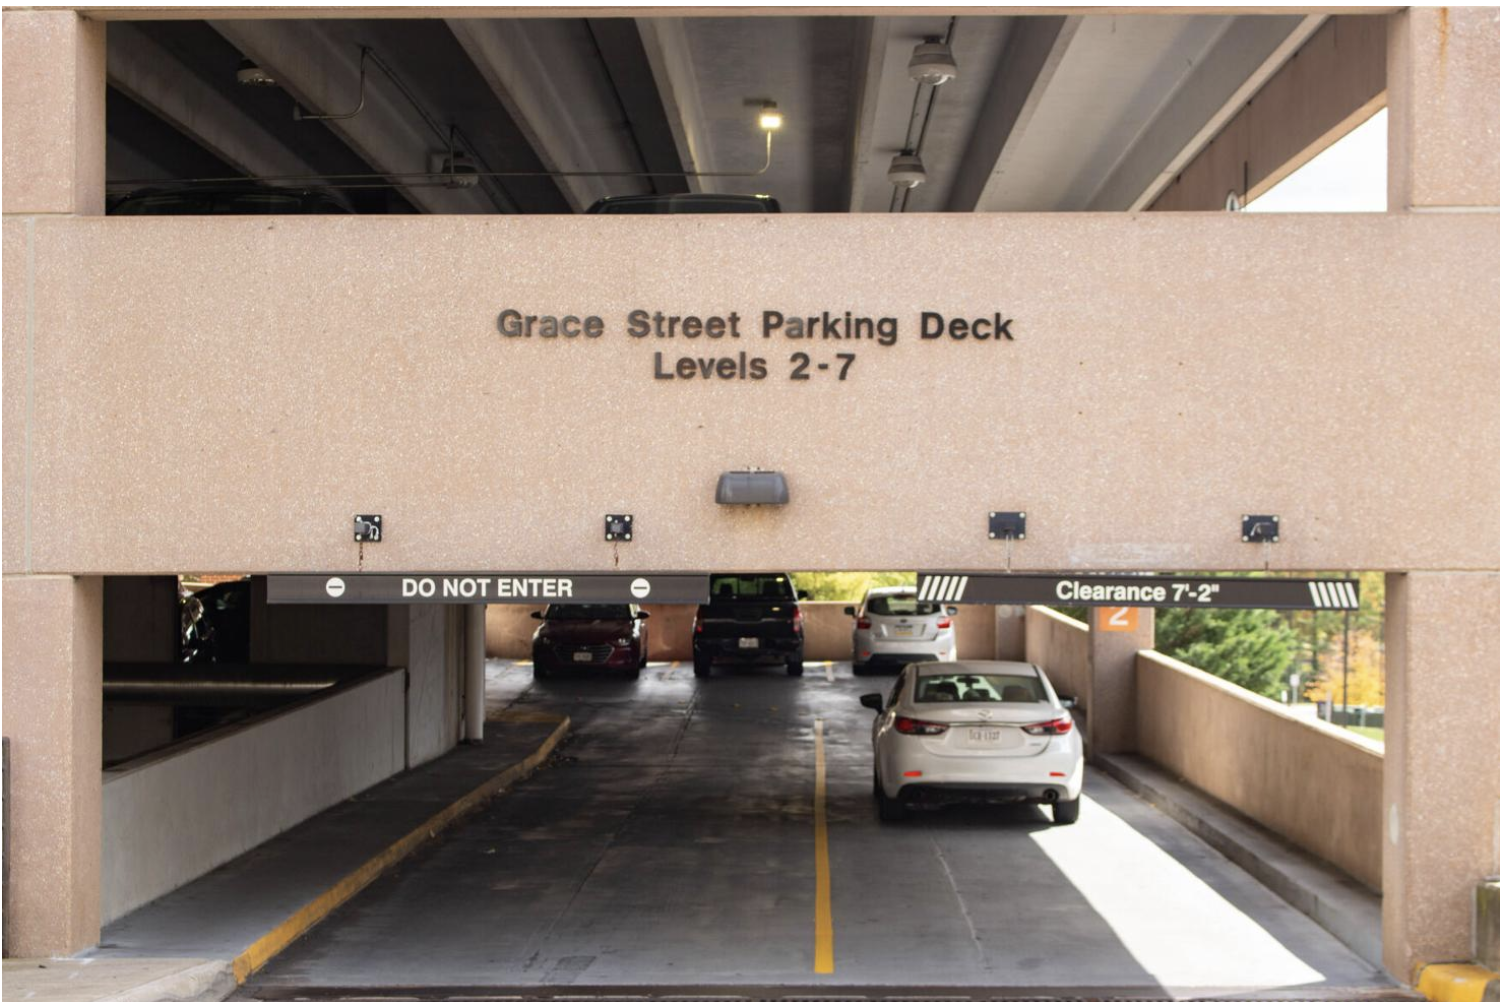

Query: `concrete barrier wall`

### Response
(488, 601, 1001, 663)
(1135, 649, 1383, 891)
(101, 669, 405, 924)
(1023, 606, 1090, 703)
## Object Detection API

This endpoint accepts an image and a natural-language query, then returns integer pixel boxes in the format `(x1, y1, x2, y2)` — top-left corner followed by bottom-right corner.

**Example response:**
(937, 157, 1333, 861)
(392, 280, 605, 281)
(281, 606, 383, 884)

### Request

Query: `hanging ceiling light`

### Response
(888, 152, 927, 189)
(908, 39, 958, 86)
(235, 58, 277, 88)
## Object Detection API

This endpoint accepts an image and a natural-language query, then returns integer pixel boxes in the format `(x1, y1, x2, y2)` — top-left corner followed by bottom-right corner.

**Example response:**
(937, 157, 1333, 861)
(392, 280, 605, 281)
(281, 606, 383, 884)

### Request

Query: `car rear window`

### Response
(915, 673, 1046, 703)
(709, 575, 794, 600)
(544, 604, 632, 620)
(867, 595, 942, 617)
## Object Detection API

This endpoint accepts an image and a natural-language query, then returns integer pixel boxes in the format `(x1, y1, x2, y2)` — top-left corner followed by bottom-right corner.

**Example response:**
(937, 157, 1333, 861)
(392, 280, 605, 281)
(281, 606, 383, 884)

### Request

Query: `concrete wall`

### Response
(100, 669, 405, 924)
(486, 600, 1001, 662)
(1136, 649, 1383, 892)
(401, 605, 460, 767)
(1023, 606, 1090, 703)
(4, 215, 1499, 577)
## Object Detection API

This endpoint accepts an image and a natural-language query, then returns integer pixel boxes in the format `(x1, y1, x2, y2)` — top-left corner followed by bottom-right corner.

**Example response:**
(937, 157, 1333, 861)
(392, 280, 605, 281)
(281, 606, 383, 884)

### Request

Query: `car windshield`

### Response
(543, 604, 632, 621)
(709, 574, 794, 600)
(914, 673, 1046, 703)
(867, 595, 942, 617)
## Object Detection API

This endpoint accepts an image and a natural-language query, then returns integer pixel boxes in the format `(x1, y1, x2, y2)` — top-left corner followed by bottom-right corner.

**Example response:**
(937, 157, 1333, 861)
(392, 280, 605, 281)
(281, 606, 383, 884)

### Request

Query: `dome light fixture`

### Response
(908, 39, 958, 86)
(888, 152, 927, 189)
(235, 58, 277, 87)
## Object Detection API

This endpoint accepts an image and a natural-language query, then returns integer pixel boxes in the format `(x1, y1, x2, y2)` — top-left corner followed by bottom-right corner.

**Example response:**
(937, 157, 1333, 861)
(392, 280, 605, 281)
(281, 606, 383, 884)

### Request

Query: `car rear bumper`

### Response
(533, 645, 641, 671)
(694, 636, 803, 662)
(881, 741, 1084, 801)
(898, 781, 1074, 806)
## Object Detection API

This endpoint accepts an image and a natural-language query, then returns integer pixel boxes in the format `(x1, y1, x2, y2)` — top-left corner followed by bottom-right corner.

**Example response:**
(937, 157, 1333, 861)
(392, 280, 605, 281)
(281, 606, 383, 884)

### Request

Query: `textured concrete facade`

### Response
(1, 575, 103, 955)
(1383, 573, 1500, 979)
(2, 212, 1498, 576)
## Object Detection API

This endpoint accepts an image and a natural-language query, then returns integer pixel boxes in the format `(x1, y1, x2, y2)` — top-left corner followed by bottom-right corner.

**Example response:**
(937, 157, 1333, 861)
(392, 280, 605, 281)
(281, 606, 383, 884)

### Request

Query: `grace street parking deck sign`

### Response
(268, 573, 709, 605)
(916, 572, 1359, 610)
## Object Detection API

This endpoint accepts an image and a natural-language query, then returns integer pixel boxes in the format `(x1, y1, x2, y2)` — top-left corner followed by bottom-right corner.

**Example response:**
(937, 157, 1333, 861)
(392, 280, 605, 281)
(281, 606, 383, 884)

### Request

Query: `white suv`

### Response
(846, 586, 956, 675)
(861, 660, 1083, 824)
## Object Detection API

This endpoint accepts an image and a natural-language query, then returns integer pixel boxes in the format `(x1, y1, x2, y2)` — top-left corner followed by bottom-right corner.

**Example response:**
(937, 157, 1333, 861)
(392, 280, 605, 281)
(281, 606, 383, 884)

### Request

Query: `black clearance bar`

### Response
(916, 572, 1359, 610)
(267, 573, 710, 605)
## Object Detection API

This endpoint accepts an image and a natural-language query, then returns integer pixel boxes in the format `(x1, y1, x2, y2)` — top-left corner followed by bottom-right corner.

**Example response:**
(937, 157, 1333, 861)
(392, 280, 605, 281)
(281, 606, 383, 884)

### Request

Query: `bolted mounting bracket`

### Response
(354, 514, 383, 543)
(605, 514, 633, 542)
(988, 511, 1026, 541)
(1242, 514, 1280, 543)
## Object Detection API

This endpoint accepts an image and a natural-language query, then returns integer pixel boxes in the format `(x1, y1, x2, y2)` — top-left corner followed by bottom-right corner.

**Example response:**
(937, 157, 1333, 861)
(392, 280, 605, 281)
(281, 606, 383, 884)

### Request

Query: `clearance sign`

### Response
(916, 573, 1359, 611)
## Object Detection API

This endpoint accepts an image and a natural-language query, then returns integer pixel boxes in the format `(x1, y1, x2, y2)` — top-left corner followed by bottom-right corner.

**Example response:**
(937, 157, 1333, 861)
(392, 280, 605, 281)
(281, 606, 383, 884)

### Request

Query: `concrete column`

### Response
(1084, 607, 1155, 756)
(1383, 572, 1500, 979)
(1387, 7, 1500, 210)
(1, 575, 103, 955)
(995, 606, 1026, 660)
(464, 604, 486, 744)
(1, 10, 106, 216)
(102, 576, 179, 662)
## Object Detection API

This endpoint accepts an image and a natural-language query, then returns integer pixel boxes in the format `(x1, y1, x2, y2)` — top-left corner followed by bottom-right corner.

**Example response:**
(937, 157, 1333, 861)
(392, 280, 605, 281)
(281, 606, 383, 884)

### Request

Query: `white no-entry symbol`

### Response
(325, 577, 347, 598)
(630, 578, 651, 599)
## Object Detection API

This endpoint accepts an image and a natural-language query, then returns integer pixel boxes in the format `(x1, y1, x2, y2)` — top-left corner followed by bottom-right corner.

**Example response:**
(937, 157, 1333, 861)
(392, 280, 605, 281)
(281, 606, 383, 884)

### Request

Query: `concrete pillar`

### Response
(464, 604, 486, 744)
(1383, 573, 1500, 980)
(103, 576, 179, 662)
(1084, 607, 1155, 756)
(995, 606, 1026, 660)
(1, 10, 106, 216)
(1387, 7, 1500, 211)
(1, 575, 103, 956)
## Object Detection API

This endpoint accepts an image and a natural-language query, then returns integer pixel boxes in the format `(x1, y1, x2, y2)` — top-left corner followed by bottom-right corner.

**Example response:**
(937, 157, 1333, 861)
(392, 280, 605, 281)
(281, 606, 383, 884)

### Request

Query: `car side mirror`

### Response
(530, 611, 543, 620)
(844, 606, 857, 616)
(1059, 695, 1078, 709)
(636, 611, 650, 620)
(860, 693, 884, 711)
(798, 590, 811, 600)
(946, 606, 959, 616)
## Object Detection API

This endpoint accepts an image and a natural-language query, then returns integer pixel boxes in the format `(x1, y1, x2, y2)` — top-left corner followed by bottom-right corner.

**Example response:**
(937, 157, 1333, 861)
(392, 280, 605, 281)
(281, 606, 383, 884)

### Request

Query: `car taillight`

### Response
(1022, 717, 1074, 736)
(936, 617, 952, 629)
(856, 618, 871, 630)
(792, 607, 804, 633)
(694, 621, 703, 634)
(894, 716, 949, 736)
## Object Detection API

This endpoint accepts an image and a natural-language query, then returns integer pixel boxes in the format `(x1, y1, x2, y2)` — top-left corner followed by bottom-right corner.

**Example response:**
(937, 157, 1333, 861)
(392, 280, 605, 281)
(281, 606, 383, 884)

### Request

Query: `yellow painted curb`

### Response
(230, 716, 571, 983)
(1416, 963, 1500, 1002)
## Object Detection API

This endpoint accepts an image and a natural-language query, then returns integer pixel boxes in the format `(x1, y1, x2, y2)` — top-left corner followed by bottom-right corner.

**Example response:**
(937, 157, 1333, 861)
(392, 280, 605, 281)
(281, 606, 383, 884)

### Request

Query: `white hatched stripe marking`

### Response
(937, 576, 952, 602)
(917, 577, 932, 601)
(1341, 582, 1358, 608)
(955, 576, 969, 601)
(1319, 582, 1334, 608)
(1309, 582, 1325, 608)
(941, 577, 957, 602)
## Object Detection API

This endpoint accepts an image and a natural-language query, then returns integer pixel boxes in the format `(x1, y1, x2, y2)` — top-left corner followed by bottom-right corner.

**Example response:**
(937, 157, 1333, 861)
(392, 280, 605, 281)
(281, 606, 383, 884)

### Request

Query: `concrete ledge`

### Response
(1, 958, 236, 1002)
(1095, 752, 1383, 968)
(231, 714, 570, 982)
(1416, 964, 1500, 1002)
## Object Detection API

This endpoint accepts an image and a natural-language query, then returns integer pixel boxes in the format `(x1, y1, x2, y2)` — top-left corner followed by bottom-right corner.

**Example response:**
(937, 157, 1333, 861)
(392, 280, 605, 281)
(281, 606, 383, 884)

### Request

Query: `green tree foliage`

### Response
(1155, 607, 1297, 698)
(793, 571, 915, 602)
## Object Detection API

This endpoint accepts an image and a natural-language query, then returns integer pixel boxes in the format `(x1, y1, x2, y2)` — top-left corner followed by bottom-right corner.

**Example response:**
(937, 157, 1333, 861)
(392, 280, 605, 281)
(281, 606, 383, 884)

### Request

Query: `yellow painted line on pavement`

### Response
(822, 662, 835, 683)
(1417, 964, 1500, 1002)
(813, 717, 834, 974)
(230, 716, 571, 984)
(664, 660, 680, 680)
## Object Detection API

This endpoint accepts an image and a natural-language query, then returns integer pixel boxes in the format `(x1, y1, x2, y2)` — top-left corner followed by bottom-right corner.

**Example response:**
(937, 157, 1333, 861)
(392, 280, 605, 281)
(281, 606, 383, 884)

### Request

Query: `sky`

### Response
(1244, 108, 1387, 213)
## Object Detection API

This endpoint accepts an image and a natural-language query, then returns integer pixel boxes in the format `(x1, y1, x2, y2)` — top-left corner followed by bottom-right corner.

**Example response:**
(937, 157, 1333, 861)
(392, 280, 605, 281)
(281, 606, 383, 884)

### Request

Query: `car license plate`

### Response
(966, 727, 1006, 746)
(572, 652, 593, 662)
(893, 626, 914, 637)
(738, 637, 759, 649)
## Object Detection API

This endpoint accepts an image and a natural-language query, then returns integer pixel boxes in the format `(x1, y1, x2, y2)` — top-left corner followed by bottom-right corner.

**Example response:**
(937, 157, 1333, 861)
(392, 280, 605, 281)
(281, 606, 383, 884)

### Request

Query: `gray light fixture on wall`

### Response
(716, 470, 789, 506)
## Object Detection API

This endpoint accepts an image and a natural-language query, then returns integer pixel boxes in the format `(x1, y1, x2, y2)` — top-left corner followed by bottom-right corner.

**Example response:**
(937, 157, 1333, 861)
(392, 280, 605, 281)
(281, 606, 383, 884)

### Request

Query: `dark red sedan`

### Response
(531, 604, 650, 681)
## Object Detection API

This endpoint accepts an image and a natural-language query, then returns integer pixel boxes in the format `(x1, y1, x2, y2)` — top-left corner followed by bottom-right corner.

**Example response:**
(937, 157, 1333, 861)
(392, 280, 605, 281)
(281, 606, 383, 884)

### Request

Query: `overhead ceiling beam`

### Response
(945, 15, 1081, 212)
(844, 16, 891, 212)
(210, 19, 498, 213)
(635, 17, 708, 194)
(107, 21, 322, 182)
(445, 19, 629, 211)
(1086, 14, 1325, 211)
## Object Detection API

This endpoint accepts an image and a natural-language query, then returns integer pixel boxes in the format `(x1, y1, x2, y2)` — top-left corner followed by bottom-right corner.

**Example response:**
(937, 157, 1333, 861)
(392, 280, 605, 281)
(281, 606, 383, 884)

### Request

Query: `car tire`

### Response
(534, 662, 551, 681)
(626, 667, 641, 681)
(1052, 797, 1081, 825)
(876, 779, 907, 822)
(852, 661, 868, 676)
(786, 658, 804, 677)
(693, 654, 711, 678)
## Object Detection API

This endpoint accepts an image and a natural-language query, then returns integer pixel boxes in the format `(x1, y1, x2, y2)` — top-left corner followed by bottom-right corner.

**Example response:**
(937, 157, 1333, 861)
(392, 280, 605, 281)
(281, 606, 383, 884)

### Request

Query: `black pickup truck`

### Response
(692, 573, 808, 678)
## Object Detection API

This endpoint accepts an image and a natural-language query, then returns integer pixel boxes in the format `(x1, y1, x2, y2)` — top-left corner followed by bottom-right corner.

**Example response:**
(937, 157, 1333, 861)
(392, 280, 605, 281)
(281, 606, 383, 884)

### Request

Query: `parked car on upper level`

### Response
(861, 660, 1083, 824)
(846, 585, 956, 674)
(692, 573, 806, 677)
(109, 183, 353, 216)
(531, 604, 649, 681)
(587, 193, 781, 214)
